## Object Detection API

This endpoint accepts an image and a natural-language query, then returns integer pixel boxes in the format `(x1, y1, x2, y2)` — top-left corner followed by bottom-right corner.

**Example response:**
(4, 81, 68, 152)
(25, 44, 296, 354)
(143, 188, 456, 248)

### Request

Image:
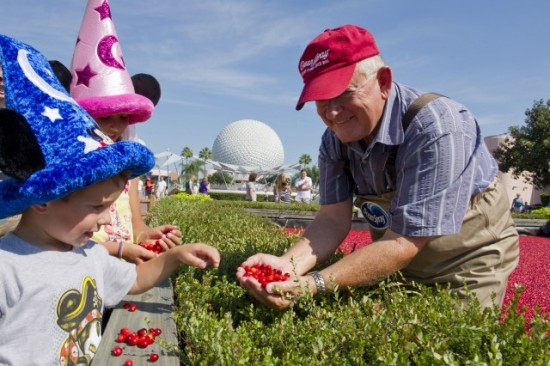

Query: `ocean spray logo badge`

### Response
(361, 202, 389, 230)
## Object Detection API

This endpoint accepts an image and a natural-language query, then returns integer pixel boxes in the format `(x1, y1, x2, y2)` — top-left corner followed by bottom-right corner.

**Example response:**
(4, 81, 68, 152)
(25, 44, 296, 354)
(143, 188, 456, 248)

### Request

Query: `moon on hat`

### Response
(97, 35, 125, 70)
(17, 49, 76, 104)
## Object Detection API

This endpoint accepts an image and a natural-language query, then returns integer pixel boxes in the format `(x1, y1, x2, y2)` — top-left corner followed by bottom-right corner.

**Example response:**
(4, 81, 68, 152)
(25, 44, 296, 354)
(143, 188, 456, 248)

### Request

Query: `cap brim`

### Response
(296, 63, 356, 110)
(0, 141, 154, 219)
(77, 94, 154, 124)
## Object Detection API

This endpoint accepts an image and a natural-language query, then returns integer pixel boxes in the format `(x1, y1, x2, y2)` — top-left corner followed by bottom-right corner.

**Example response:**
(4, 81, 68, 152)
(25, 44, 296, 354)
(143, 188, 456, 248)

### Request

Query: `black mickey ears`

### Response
(0, 109, 46, 181)
(48, 60, 72, 93)
(131, 73, 161, 106)
(47, 61, 161, 105)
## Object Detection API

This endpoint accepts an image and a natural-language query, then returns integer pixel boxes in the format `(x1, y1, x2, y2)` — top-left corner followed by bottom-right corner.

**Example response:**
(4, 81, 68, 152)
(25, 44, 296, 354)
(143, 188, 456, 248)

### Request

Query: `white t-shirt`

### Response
(0, 233, 136, 366)
(294, 176, 312, 200)
(157, 179, 167, 197)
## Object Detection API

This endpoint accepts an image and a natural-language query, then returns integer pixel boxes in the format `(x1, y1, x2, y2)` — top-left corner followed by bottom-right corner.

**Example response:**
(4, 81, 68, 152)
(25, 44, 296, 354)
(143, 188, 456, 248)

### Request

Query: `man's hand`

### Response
(236, 254, 315, 310)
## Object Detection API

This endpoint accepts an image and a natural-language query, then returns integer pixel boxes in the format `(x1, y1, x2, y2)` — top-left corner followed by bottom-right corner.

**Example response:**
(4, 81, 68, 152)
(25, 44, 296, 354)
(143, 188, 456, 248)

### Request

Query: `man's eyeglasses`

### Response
(315, 73, 377, 109)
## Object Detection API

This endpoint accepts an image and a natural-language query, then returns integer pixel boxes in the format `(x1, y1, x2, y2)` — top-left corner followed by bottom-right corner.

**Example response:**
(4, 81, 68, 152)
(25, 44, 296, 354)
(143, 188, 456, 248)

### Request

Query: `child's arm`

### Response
(128, 243, 220, 294)
(101, 241, 157, 264)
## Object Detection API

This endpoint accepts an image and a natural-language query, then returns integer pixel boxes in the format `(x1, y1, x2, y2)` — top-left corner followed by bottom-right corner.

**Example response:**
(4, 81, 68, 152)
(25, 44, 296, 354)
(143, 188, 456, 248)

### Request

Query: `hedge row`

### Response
(149, 196, 549, 365)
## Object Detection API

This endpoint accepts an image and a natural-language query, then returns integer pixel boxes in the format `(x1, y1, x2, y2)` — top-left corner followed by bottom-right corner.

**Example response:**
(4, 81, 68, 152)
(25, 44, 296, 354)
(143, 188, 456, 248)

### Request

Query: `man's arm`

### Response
(314, 230, 428, 291)
(281, 198, 354, 274)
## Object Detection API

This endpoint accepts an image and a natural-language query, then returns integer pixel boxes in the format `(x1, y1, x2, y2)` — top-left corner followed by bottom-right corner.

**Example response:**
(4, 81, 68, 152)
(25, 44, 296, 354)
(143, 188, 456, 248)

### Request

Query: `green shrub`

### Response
(149, 197, 549, 365)
(540, 193, 550, 207)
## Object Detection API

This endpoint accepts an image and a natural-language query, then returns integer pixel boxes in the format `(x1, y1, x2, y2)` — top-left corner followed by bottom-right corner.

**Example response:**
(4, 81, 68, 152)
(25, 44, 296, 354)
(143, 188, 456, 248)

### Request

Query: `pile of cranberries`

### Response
(138, 240, 163, 254)
(243, 263, 290, 288)
(112, 326, 162, 363)
(115, 326, 162, 348)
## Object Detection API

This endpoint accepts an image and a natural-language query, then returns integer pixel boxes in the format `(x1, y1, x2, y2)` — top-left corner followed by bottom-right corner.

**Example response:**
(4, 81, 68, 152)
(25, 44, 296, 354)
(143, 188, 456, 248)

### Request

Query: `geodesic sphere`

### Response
(212, 119, 284, 169)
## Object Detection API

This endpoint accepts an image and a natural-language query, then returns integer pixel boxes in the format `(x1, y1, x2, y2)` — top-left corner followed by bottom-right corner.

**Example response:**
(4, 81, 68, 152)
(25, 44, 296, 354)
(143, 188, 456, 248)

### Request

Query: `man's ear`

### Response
(377, 66, 393, 99)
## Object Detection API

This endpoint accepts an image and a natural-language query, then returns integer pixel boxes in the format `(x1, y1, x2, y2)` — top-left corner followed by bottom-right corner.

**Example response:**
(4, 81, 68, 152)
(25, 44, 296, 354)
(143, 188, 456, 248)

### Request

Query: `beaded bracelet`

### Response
(309, 271, 326, 295)
(116, 241, 124, 259)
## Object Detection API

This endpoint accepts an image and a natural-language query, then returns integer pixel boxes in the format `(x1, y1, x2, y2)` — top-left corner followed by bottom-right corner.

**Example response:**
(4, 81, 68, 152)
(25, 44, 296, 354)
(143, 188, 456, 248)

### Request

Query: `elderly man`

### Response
(237, 24, 519, 310)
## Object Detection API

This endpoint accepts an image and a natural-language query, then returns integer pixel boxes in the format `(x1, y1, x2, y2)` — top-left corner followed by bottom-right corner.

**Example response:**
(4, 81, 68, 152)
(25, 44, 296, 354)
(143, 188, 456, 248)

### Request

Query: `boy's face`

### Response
(95, 114, 129, 142)
(37, 176, 125, 249)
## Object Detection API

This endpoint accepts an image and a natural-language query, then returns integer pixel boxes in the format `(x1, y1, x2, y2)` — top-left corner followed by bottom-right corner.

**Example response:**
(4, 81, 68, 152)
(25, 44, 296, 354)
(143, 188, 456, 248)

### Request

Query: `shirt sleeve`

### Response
(318, 129, 356, 205)
(391, 98, 496, 236)
(93, 244, 137, 307)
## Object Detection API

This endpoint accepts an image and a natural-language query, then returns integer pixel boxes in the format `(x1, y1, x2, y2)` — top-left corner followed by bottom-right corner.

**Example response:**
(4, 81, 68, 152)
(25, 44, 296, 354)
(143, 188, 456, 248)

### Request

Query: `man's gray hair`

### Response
(356, 55, 385, 78)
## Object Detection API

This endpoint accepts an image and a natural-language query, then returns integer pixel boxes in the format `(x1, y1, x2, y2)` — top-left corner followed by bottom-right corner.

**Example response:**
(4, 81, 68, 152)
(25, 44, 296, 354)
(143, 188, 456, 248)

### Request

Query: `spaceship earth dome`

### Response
(212, 119, 284, 169)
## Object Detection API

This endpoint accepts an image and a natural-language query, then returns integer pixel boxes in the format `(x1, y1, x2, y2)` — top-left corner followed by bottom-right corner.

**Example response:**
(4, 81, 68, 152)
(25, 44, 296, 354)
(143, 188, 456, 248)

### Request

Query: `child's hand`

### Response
(123, 242, 157, 264)
(175, 243, 220, 269)
(136, 225, 182, 250)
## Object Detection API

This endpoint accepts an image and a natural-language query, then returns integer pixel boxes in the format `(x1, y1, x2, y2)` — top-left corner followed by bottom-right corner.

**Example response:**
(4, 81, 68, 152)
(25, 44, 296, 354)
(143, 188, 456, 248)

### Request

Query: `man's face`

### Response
(300, 170, 307, 179)
(315, 67, 391, 144)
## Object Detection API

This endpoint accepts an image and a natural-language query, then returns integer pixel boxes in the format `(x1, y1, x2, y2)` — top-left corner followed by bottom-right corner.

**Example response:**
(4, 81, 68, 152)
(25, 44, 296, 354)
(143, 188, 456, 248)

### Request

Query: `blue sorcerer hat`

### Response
(0, 34, 154, 219)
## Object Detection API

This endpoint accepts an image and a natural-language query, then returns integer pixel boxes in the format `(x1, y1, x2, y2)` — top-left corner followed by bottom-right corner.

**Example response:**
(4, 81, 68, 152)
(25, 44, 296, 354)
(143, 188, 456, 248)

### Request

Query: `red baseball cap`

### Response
(296, 25, 380, 110)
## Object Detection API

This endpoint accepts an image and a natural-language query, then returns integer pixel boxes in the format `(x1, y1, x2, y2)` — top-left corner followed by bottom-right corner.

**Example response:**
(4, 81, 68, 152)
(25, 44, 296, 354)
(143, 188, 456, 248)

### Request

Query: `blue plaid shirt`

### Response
(318, 82, 498, 237)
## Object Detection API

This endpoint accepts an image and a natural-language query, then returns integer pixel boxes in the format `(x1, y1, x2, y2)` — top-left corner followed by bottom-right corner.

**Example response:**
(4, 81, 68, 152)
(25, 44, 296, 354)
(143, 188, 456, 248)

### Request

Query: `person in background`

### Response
(273, 173, 289, 203)
(156, 177, 167, 199)
(279, 181, 292, 204)
(199, 176, 210, 195)
(511, 193, 524, 213)
(67, 0, 181, 263)
(137, 178, 144, 198)
(237, 24, 519, 310)
(185, 174, 196, 195)
(245, 173, 258, 202)
(294, 169, 313, 203)
(145, 174, 155, 198)
(0, 35, 220, 365)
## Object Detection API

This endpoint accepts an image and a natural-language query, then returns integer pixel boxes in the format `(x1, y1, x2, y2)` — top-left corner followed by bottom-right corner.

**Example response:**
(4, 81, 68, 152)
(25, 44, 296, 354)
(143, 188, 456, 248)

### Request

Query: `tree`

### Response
(179, 147, 194, 182)
(209, 171, 233, 186)
(299, 154, 312, 169)
(181, 146, 193, 159)
(307, 165, 320, 187)
(493, 99, 550, 189)
(198, 147, 212, 178)
(199, 147, 213, 161)
(181, 160, 202, 179)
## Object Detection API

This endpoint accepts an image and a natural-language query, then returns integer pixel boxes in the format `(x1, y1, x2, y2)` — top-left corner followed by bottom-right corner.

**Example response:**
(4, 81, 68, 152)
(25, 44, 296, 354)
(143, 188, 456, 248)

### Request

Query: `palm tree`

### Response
(181, 146, 193, 159)
(179, 147, 194, 184)
(199, 147, 212, 161)
(299, 154, 312, 169)
(198, 147, 212, 178)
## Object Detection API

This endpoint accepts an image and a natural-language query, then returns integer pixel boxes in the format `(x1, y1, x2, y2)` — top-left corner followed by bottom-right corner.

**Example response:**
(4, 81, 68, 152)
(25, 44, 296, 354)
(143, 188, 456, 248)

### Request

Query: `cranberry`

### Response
(243, 263, 290, 288)
(149, 353, 159, 362)
(112, 345, 123, 356)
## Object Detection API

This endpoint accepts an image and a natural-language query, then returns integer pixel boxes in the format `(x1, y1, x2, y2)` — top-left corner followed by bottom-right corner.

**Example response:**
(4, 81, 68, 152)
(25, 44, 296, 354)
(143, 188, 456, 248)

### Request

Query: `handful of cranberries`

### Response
(138, 240, 163, 254)
(243, 263, 290, 288)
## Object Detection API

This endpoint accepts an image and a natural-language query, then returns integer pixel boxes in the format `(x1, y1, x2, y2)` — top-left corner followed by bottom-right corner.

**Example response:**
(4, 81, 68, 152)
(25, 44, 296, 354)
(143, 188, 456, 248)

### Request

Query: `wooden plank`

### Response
(94, 279, 180, 365)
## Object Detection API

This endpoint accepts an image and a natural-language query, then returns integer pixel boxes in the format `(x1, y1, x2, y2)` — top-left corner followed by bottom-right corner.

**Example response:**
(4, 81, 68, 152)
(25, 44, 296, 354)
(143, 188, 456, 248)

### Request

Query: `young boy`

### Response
(0, 34, 220, 365)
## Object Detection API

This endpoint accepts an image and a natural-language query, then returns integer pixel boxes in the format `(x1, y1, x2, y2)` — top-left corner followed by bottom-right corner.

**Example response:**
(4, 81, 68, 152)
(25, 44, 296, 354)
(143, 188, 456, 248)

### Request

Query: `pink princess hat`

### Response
(70, 0, 154, 124)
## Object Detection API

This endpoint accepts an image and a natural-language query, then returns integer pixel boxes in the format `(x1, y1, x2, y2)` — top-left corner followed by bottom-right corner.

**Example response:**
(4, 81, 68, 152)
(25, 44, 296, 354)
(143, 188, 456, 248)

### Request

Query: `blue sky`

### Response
(1, 0, 549, 166)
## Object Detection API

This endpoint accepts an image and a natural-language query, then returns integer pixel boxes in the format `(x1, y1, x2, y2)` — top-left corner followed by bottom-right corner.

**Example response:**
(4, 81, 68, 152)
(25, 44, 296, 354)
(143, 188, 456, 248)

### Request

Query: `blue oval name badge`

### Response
(361, 202, 389, 230)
